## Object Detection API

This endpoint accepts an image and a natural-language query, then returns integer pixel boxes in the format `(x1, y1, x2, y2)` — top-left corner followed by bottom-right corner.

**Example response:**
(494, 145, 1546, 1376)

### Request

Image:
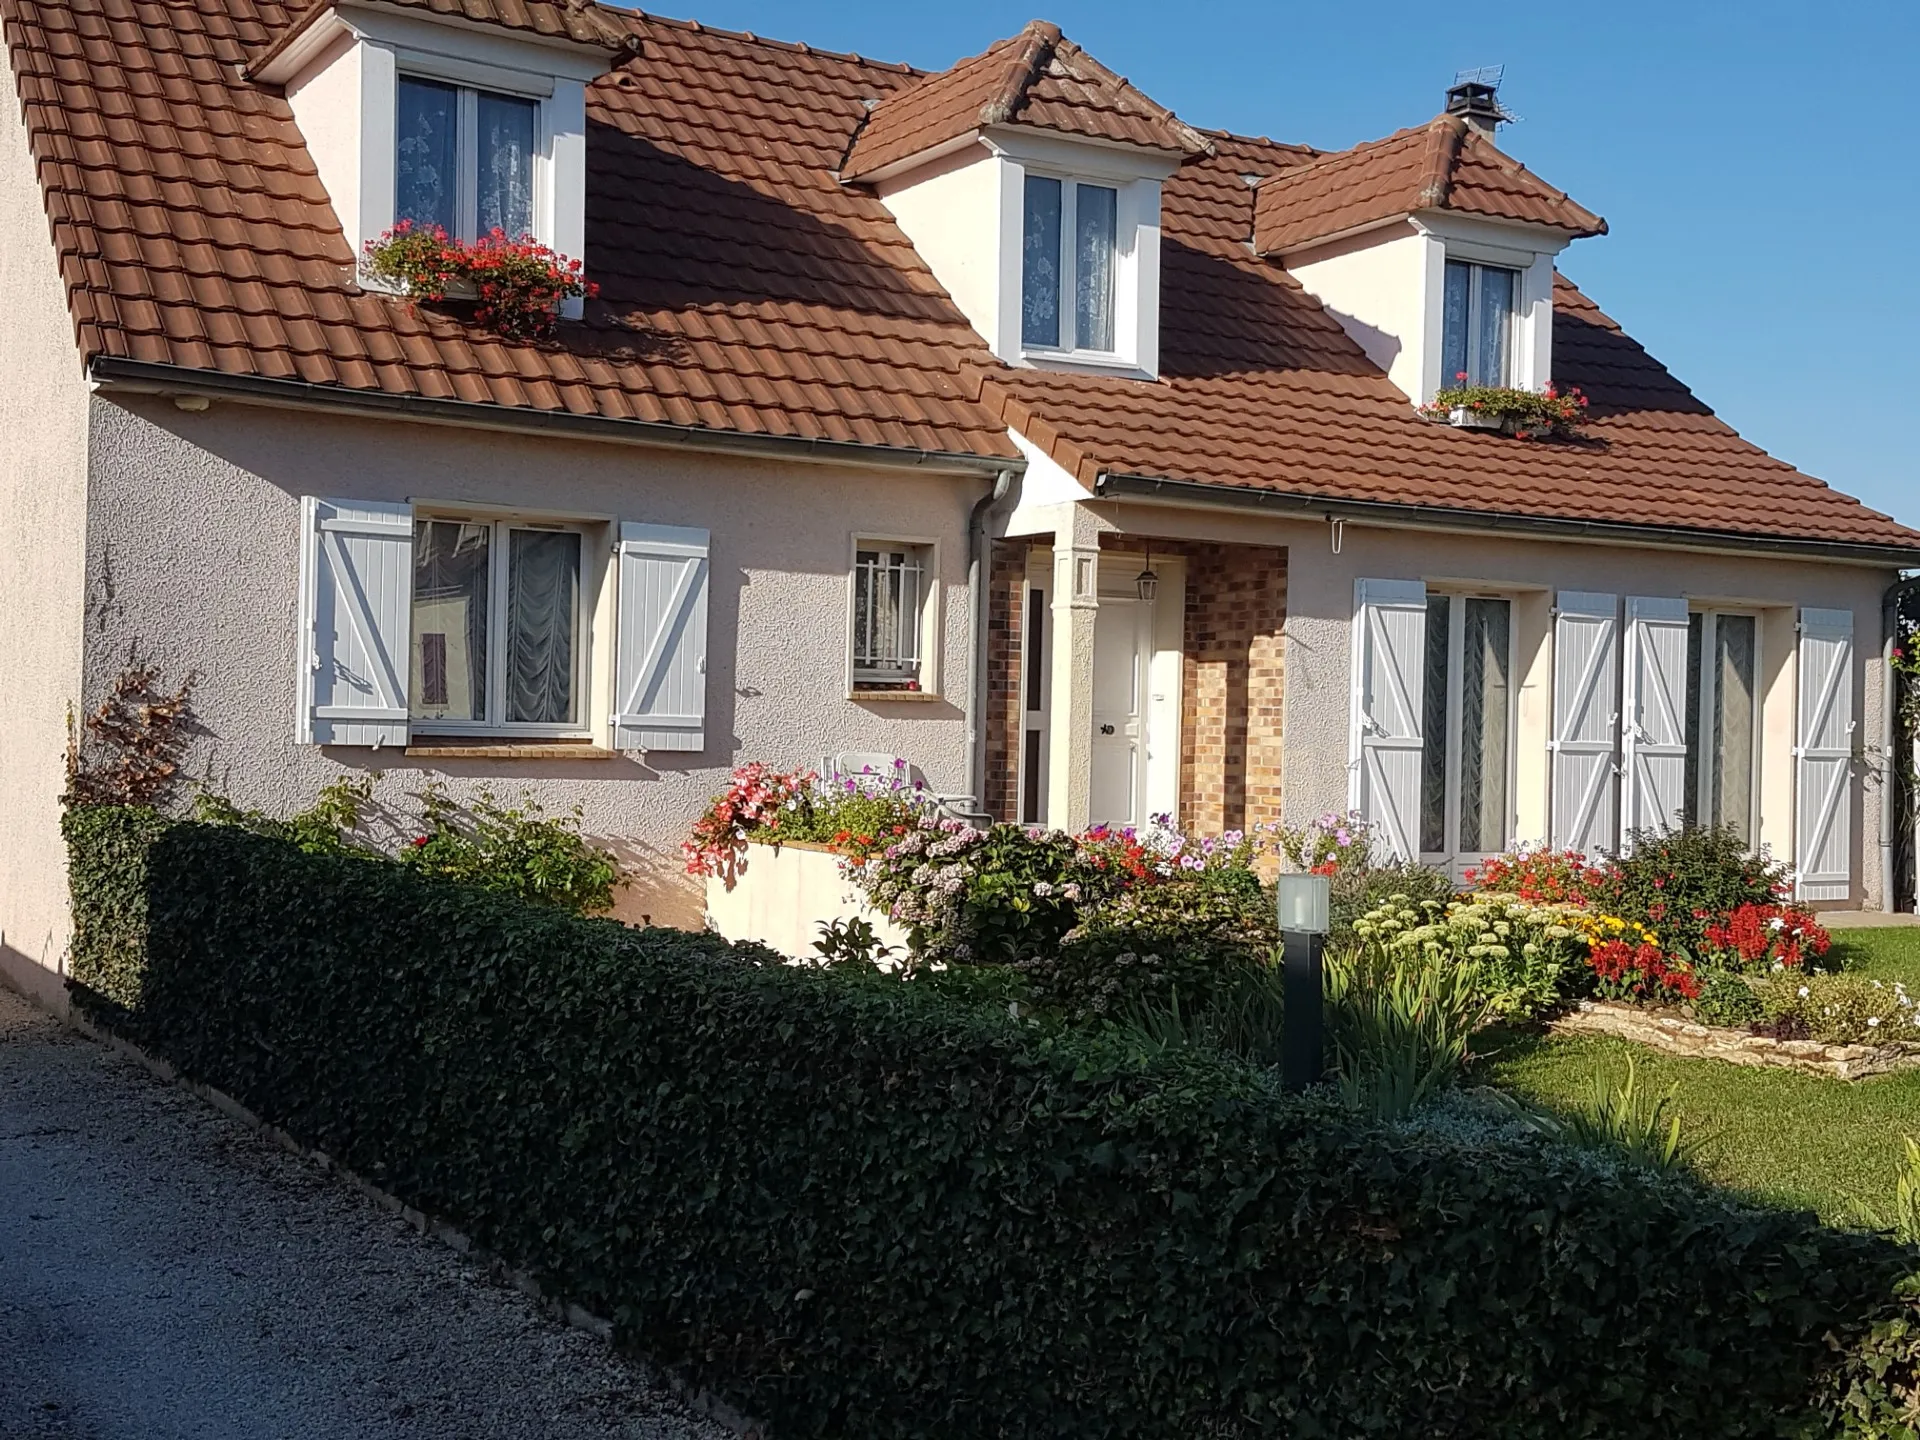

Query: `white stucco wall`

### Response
(0, 55, 92, 1011)
(1286, 224, 1433, 404)
(80, 396, 988, 929)
(1091, 500, 1897, 908)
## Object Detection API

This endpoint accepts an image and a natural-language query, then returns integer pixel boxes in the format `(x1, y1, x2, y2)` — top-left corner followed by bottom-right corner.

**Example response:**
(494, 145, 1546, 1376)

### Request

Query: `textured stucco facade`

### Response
(0, 55, 91, 1012)
(75, 395, 987, 932)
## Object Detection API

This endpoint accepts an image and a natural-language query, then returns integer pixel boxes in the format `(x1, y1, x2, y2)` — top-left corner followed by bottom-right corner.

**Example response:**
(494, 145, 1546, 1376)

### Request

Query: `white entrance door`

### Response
(1090, 597, 1147, 829)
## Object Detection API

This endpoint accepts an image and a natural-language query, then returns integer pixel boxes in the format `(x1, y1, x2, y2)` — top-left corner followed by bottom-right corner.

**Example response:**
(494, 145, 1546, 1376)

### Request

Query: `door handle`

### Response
(1099, 724, 1116, 735)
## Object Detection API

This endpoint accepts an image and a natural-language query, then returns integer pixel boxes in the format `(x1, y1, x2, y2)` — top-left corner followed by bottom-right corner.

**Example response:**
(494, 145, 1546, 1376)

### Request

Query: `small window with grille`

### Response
(850, 542, 932, 693)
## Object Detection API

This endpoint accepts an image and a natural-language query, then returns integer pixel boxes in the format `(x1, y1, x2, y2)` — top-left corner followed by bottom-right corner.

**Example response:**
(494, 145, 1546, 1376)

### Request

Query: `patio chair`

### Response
(821, 752, 990, 827)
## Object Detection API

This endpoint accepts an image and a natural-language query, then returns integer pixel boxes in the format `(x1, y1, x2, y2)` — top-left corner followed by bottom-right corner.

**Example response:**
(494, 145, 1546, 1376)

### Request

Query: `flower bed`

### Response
(1552, 1000, 1920, 1081)
(361, 221, 596, 341)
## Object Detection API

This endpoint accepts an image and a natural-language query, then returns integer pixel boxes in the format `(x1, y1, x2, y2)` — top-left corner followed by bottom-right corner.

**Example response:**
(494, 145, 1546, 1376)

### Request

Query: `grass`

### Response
(1477, 926, 1920, 1227)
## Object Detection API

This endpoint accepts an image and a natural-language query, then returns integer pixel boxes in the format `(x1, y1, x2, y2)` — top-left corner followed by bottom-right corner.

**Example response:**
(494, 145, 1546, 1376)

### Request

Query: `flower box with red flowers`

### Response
(1419, 377, 1590, 440)
(361, 221, 598, 342)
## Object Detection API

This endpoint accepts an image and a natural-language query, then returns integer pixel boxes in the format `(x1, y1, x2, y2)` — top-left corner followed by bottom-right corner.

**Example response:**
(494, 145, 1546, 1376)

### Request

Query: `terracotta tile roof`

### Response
(253, 0, 634, 74)
(2, 2, 1911, 552)
(841, 20, 1208, 182)
(3, 0, 1017, 460)
(974, 135, 1914, 550)
(1252, 116, 1606, 254)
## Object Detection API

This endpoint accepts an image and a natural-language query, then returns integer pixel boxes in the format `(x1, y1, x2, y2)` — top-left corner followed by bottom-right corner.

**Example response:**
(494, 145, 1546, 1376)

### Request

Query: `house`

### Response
(0, 1, 1913, 1008)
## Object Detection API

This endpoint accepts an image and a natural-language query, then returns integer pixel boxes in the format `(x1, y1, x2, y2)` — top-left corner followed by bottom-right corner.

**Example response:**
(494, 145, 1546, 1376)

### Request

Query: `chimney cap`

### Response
(1444, 66, 1512, 140)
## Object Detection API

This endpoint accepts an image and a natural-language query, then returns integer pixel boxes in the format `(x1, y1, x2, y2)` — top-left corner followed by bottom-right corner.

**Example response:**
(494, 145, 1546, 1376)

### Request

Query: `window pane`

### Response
(505, 529, 579, 725)
(853, 548, 921, 681)
(1441, 260, 1471, 387)
(1474, 266, 1516, 386)
(412, 520, 489, 720)
(1022, 175, 1062, 348)
(1683, 612, 1704, 828)
(477, 91, 537, 239)
(1074, 183, 1117, 352)
(1458, 598, 1511, 852)
(396, 78, 458, 235)
(1711, 614, 1757, 843)
(1420, 595, 1451, 855)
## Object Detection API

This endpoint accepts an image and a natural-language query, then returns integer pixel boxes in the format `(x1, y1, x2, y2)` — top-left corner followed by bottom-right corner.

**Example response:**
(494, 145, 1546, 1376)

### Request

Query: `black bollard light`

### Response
(1277, 872, 1331, 1091)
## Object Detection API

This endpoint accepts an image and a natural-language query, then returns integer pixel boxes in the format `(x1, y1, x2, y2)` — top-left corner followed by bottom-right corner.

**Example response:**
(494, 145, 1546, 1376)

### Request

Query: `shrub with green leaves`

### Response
(1328, 859, 1455, 947)
(1595, 824, 1789, 961)
(1024, 876, 1276, 1021)
(1353, 892, 1581, 1022)
(397, 785, 622, 915)
(1693, 967, 1767, 1029)
(65, 807, 1920, 1439)
(1324, 941, 1490, 1119)
(1756, 972, 1920, 1046)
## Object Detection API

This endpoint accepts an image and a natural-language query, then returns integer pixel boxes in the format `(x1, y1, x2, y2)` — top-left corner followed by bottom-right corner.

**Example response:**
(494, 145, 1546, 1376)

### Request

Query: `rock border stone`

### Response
(1549, 999, 1920, 1080)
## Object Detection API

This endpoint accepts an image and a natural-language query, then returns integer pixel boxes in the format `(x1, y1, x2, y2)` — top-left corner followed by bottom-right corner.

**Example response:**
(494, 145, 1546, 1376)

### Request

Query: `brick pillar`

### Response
(982, 542, 1027, 822)
(1178, 544, 1288, 837)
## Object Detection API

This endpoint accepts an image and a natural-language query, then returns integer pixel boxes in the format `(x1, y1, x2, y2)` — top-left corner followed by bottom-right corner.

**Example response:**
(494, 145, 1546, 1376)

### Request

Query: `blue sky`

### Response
(651, 0, 1919, 529)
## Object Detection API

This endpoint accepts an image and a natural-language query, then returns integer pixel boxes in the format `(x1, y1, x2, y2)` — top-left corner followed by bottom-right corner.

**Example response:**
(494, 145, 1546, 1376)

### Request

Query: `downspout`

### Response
(1880, 572, 1920, 911)
(966, 468, 1019, 815)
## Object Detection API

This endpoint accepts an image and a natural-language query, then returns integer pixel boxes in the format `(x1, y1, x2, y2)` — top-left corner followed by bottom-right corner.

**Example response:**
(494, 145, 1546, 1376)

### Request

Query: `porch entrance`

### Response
(1090, 595, 1148, 829)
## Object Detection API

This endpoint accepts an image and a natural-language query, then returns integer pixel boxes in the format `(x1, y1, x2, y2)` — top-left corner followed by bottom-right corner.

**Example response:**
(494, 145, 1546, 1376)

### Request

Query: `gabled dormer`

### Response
(1254, 85, 1606, 406)
(251, 0, 630, 273)
(842, 21, 1211, 380)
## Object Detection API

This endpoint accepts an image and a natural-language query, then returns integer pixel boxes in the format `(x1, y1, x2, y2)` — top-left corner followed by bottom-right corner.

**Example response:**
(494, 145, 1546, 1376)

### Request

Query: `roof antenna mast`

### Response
(1445, 65, 1518, 142)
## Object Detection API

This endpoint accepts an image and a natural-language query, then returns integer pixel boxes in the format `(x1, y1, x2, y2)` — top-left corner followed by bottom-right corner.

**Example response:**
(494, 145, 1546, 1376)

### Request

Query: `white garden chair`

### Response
(821, 752, 989, 827)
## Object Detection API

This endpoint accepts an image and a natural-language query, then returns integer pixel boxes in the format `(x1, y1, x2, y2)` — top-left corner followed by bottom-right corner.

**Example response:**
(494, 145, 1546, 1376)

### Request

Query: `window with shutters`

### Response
(1683, 609, 1760, 843)
(850, 539, 937, 695)
(411, 515, 589, 733)
(1419, 592, 1516, 864)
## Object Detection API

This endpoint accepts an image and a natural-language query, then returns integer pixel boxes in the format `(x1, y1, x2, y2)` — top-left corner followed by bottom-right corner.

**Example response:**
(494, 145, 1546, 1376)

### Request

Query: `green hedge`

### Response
(67, 807, 1920, 1438)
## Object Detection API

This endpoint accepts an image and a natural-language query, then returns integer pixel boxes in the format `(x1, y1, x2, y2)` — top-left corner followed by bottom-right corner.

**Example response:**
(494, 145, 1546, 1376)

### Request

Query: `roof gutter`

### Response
(1093, 471, 1920, 569)
(88, 358, 1019, 479)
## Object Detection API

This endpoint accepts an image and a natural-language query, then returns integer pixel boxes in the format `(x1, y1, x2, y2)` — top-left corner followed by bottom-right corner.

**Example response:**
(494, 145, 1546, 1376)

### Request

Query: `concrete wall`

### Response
(0, 55, 92, 1012)
(80, 395, 988, 929)
(1089, 500, 1897, 908)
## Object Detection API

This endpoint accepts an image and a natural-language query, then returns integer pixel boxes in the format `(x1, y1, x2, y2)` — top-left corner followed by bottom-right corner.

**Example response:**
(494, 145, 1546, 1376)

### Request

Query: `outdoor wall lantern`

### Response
(1134, 544, 1159, 604)
(1277, 872, 1330, 1091)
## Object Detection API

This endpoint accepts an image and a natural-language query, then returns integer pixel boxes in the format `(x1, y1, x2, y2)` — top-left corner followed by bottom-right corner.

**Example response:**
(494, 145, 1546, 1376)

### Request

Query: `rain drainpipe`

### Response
(966, 469, 1019, 816)
(1881, 572, 1920, 911)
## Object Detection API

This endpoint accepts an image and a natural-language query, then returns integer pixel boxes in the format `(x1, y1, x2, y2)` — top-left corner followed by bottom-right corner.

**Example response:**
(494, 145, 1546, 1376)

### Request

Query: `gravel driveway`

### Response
(0, 987, 735, 1440)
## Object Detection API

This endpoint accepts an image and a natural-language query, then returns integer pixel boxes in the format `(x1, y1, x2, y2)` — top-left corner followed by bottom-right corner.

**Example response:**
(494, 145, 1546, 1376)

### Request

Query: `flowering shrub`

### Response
(1593, 824, 1789, 961)
(1419, 378, 1590, 439)
(1362, 893, 1585, 1021)
(1757, 973, 1920, 1046)
(399, 785, 622, 915)
(362, 221, 596, 341)
(1464, 847, 1604, 905)
(684, 762, 934, 880)
(1587, 935, 1701, 1003)
(1702, 902, 1833, 972)
(683, 762, 816, 881)
(1277, 810, 1374, 876)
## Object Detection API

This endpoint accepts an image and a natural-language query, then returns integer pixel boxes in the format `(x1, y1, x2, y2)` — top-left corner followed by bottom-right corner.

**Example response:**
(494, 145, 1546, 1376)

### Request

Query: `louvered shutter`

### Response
(1620, 595, 1690, 843)
(613, 523, 710, 753)
(1550, 591, 1620, 856)
(1349, 578, 1427, 863)
(1795, 607, 1854, 901)
(297, 497, 412, 748)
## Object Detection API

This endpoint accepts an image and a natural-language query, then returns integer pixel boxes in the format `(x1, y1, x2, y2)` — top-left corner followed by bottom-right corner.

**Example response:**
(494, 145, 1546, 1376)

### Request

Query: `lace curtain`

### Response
(506, 530, 579, 724)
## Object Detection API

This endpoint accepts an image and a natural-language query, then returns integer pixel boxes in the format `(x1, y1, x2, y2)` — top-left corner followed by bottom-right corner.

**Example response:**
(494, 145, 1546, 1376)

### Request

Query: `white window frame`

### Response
(394, 70, 553, 245)
(1020, 172, 1125, 362)
(1686, 607, 1763, 843)
(1441, 258, 1521, 388)
(1421, 590, 1519, 873)
(847, 535, 940, 697)
(410, 510, 596, 737)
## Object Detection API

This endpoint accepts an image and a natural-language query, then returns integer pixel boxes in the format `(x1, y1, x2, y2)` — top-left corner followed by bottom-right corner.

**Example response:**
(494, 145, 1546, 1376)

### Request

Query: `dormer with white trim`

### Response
(842, 21, 1210, 381)
(1252, 87, 1605, 407)
(252, 1, 629, 270)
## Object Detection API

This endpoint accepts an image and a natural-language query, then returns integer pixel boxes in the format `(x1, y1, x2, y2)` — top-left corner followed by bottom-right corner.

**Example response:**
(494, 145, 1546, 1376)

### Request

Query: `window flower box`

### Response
(1421, 380, 1590, 440)
(361, 221, 596, 342)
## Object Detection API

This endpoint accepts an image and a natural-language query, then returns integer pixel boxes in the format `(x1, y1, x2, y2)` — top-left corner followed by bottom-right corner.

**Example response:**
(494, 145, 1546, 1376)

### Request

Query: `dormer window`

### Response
(1021, 176, 1119, 354)
(1441, 259, 1519, 388)
(396, 78, 538, 240)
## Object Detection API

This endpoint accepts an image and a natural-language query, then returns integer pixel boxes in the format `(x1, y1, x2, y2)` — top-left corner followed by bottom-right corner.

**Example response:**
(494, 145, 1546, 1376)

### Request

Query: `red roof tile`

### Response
(1253, 116, 1606, 254)
(841, 20, 1208, 182)
(2, 2, 1911, 552)
(252, 0, 633, 76)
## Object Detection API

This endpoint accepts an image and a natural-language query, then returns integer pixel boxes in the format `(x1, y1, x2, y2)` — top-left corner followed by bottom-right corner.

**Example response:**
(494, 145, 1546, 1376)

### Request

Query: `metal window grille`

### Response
(853, 547, 923, 683)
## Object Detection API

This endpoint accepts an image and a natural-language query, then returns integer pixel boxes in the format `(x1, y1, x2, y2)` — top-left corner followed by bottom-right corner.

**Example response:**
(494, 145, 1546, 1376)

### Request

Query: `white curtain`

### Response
(506, 530, 579, 724)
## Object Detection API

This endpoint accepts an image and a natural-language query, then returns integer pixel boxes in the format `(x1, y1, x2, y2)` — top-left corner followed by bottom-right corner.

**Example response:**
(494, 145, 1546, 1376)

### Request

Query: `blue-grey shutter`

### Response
(1550, 592, 1620, 856)
(298, 497, 412, 748)
(1795, 608, 1854, 902)
(613, 522, 710, 753)
(1349, 578, 1427, 863)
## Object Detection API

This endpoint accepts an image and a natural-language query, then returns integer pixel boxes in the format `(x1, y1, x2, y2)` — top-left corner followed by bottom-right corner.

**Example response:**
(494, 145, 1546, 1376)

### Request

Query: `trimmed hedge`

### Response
(67, 807, 1920, 1438)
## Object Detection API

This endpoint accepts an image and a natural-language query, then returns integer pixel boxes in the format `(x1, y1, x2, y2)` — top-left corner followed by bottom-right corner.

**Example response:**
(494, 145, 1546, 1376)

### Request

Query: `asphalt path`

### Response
(0, 986, 731, 1440)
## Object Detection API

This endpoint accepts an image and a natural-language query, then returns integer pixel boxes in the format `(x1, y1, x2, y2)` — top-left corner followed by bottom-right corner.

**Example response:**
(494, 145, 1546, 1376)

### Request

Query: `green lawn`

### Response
(1477, 927, 1920, 1226)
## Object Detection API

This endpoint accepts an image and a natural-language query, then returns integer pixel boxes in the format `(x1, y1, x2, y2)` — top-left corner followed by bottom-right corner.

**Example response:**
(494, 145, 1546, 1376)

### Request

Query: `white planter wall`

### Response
(704, 842, 911, 960)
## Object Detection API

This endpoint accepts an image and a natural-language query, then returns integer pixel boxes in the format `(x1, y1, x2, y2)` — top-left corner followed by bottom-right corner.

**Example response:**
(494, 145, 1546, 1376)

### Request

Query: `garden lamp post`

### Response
(1277, 872, 1330, 1091)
